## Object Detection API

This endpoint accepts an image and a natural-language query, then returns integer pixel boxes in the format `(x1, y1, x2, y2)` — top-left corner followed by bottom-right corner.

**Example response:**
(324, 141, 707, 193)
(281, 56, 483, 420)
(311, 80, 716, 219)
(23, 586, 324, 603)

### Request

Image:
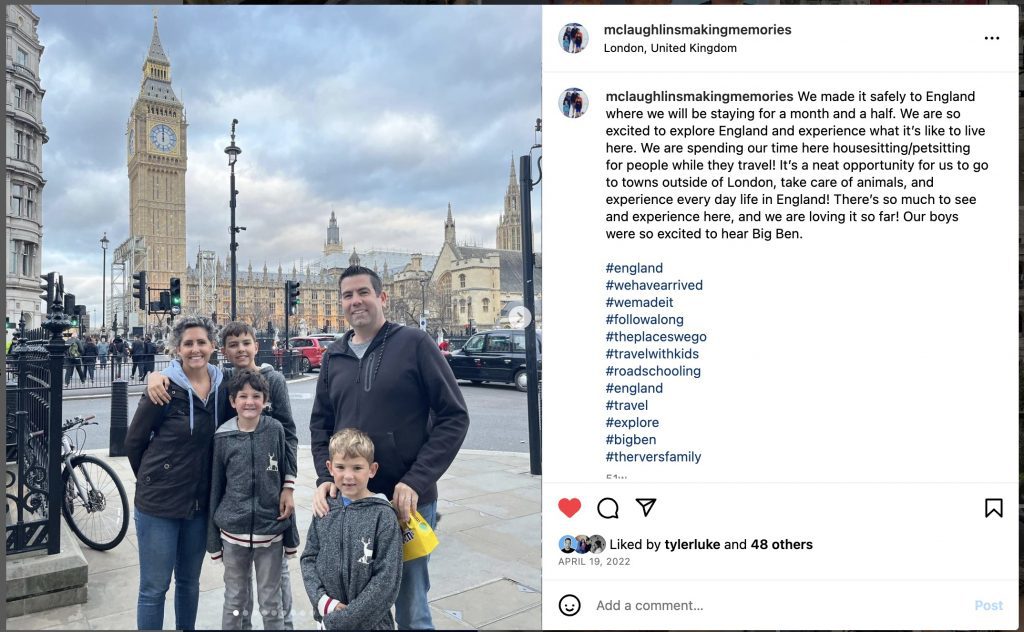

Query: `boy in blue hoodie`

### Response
(208, 369, 299, 630)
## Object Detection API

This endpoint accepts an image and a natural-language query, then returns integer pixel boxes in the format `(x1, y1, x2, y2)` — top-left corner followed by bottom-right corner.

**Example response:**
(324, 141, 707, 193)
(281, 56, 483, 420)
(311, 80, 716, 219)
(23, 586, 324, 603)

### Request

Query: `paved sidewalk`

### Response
(7, 448, 541, 630)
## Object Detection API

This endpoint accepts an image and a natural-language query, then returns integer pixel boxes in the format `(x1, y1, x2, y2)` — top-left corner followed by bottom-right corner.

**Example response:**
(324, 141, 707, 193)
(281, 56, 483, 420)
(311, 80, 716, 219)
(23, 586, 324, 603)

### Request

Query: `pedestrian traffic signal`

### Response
(39, 272, 56, 311)
(132, 271, 147, 310)
(286, 281, 301, 316)
(169, 277, 182, 315)
(158, 291, 171, 313)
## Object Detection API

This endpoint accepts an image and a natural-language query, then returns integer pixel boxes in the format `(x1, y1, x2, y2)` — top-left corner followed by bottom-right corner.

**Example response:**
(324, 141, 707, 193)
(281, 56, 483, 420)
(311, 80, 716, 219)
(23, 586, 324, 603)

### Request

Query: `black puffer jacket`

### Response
(125, 362, 227, 519)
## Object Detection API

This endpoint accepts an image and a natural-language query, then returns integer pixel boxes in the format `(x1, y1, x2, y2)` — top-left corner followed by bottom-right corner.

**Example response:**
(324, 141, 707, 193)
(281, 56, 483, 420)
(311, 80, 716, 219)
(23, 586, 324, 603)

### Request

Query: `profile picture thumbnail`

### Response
(574, 534, 591, 554)
(558, 534, 577, 554)
(560, 23, 588, 54)
(559, 88, 588, 119)
(589, 534, 606, 554)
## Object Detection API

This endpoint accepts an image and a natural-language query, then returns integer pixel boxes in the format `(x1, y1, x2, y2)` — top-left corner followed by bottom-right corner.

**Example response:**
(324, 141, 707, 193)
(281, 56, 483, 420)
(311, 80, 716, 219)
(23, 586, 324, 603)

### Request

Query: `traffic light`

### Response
(132, 271, 147, 310)
(287, 281, 301, 316)
(169, 277, 182, 315)
(157, 291, 171, 313)
(75, 304, 86, 328)
(65, 293, 77, 325)
(39, 272, 55, 312)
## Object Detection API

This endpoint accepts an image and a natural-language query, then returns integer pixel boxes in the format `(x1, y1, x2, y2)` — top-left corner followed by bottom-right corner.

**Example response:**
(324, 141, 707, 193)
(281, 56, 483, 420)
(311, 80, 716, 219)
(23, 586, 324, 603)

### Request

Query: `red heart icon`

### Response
(558, 498, 581, 518)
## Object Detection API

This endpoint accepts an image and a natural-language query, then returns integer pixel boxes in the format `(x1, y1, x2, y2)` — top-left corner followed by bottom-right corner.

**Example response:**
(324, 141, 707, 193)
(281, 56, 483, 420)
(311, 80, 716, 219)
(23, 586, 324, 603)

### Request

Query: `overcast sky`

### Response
(33, 5, 541, 319)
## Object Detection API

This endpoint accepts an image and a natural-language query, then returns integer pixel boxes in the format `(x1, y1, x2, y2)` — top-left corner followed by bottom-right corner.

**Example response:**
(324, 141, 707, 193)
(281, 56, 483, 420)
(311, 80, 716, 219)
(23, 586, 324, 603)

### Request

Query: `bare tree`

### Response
(240, 301, 273, 332)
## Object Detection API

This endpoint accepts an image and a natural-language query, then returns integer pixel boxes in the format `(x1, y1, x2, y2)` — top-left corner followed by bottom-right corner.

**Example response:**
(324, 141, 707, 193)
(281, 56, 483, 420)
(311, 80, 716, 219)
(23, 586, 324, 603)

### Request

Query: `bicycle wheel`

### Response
(61, 455, 130, 551)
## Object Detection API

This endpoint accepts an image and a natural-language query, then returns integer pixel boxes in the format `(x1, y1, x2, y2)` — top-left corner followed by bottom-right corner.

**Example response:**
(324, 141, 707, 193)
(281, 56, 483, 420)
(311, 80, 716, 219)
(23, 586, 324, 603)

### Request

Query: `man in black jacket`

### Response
(310, 265, 469, 630)
(130, 334, 145, 380)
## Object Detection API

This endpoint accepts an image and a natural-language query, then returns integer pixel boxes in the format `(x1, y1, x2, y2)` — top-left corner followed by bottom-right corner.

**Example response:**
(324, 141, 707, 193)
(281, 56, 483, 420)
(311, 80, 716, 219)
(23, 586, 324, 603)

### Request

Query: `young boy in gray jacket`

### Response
(208, 370, 299, 630)
(301, 428, 403, 630)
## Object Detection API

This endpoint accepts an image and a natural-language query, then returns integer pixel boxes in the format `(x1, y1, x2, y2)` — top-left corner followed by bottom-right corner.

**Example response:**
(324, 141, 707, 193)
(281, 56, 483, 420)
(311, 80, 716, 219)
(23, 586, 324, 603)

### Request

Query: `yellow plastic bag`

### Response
(402, 510, 439, 562)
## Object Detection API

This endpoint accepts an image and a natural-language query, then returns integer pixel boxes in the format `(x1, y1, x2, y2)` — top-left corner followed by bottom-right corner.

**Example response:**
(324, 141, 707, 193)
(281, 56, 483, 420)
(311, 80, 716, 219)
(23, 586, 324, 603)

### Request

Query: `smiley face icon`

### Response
(558, 594, 581, 617)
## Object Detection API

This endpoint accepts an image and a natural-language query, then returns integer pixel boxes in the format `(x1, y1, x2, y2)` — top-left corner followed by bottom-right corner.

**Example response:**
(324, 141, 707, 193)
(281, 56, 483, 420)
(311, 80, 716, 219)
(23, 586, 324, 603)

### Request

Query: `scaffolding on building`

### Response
(111, 236, 147, 333)
(196, 249, 217, 318)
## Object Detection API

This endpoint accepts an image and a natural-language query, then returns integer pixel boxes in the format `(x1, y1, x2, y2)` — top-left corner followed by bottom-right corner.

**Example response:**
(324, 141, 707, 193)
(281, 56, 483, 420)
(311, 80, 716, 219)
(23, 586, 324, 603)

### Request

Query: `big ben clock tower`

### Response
(126, 10, 186, 314)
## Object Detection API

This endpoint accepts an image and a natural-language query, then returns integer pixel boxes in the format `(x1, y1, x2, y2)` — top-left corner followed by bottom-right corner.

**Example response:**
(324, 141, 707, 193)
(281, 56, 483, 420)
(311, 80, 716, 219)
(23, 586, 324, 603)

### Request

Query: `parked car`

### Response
(284, 336, 334, 373)
(445, 329, 541, 392)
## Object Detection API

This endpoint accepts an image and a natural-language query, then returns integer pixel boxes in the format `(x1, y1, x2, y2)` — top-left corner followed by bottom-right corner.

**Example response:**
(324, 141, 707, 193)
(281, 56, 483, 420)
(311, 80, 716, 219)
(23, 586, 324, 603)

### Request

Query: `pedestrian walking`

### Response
(110, 336, 125, 380)
(310, 265, 470, 630)
(83, 336, 98, 383)
(64, 333, 85, 386)
(142, 334, 156, 380)
(97, 336, 109, 373)
(130, 334, 145, 380)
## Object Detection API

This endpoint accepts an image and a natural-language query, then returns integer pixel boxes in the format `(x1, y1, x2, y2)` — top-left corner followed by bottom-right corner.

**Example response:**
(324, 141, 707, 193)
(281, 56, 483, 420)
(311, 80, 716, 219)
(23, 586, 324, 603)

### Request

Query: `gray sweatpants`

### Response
(222, 541, 285, 630)
(242, 548, 294, 630)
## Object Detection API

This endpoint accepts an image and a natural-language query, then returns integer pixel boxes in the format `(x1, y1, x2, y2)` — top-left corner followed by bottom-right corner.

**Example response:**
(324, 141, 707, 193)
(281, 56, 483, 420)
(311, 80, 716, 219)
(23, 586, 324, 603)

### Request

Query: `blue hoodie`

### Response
(163, 359, 224, 435)
(126, 359, 227, 520)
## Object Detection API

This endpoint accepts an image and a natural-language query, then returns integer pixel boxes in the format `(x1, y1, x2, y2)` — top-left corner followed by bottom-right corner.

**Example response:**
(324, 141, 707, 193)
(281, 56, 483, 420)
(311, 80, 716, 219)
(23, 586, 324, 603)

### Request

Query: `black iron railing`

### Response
(6, 330, 67, 555)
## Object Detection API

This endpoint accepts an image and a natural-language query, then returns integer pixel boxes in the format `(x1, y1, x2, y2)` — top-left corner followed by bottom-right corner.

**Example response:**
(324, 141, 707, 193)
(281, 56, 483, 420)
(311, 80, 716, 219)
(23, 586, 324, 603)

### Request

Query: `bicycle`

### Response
(32, 415, 130, 550)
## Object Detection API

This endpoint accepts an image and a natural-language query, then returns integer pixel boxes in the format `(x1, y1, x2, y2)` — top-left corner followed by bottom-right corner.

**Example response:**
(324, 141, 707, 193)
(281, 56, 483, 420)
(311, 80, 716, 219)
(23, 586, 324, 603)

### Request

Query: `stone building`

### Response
(184, 215, 436, 335)
(496, 160, 523, 251)
(6, 5, 47, 329)
(431, 160, 542, 333)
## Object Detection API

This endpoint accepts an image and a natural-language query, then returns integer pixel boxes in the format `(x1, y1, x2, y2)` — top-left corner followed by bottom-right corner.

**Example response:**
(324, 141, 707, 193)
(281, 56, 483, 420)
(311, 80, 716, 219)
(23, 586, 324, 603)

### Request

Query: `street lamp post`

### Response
(100, 232, 109, 330)
(225, 119, 243, 321)
(419, 278, 428, 331)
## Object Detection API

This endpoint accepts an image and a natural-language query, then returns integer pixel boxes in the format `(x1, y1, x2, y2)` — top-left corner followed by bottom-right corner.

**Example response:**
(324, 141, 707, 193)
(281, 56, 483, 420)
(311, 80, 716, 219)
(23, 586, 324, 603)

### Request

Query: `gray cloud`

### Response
(34, 5, 542, 314)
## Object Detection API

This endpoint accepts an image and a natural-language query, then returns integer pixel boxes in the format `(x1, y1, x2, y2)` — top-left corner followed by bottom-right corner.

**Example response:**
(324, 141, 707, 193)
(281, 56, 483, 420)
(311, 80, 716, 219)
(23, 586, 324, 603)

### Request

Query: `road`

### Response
(60, 372, 534, 454)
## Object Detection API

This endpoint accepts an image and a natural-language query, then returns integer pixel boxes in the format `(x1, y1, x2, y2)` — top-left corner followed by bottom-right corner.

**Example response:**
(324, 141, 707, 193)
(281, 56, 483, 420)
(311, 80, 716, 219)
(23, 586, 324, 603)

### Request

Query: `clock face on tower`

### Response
(149, 124, 177, 152)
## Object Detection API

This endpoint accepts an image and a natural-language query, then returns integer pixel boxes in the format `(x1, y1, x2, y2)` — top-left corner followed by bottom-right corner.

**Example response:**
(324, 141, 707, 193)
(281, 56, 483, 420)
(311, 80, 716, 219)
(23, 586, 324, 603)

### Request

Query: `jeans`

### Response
(395, 500, 437, 630)
(135, 507, 207, 631)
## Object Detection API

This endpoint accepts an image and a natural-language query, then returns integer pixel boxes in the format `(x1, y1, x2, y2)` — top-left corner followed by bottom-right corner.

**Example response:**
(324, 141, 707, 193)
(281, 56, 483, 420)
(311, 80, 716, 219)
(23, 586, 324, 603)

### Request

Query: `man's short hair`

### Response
(226, 368, 270, 401)
(328, 427, 375, 463)
(339, 265, 383, 295)
(221, 320, 257, 346)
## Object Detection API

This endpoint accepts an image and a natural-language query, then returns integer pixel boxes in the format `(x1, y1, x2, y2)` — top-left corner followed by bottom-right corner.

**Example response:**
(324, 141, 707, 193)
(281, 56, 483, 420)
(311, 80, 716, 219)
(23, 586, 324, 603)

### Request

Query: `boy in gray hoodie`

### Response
(301, 428, 402, 630)
(208, 370, 300, 630)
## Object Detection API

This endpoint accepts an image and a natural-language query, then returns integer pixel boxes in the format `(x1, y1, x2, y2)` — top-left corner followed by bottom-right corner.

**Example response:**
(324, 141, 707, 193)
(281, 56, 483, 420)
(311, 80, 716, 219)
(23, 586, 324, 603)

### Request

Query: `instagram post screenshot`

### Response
(2, 2, 1018, 632)
(544, 3, 1018, 631)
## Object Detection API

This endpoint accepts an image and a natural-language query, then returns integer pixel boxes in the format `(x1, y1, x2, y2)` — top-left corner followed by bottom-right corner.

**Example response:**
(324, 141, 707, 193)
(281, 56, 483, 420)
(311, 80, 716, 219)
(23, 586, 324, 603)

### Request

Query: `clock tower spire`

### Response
(127, 11, 187, 323)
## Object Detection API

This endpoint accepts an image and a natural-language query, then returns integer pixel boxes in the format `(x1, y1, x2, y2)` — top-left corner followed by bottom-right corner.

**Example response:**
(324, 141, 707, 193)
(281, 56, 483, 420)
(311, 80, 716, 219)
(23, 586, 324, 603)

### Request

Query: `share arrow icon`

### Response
(635, 498, 656, 517)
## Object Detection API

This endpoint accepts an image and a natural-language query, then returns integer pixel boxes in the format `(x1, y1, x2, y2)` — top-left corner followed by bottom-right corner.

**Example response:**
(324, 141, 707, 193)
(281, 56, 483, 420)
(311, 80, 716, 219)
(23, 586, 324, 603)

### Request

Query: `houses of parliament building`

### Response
(123, 15, 539, 338)
(182, 164, 541, 336)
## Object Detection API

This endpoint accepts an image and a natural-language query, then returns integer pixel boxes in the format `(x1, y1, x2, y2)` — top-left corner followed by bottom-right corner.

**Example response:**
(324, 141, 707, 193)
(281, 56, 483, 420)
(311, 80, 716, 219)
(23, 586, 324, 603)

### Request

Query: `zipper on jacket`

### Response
(250, 432, 256, 549)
